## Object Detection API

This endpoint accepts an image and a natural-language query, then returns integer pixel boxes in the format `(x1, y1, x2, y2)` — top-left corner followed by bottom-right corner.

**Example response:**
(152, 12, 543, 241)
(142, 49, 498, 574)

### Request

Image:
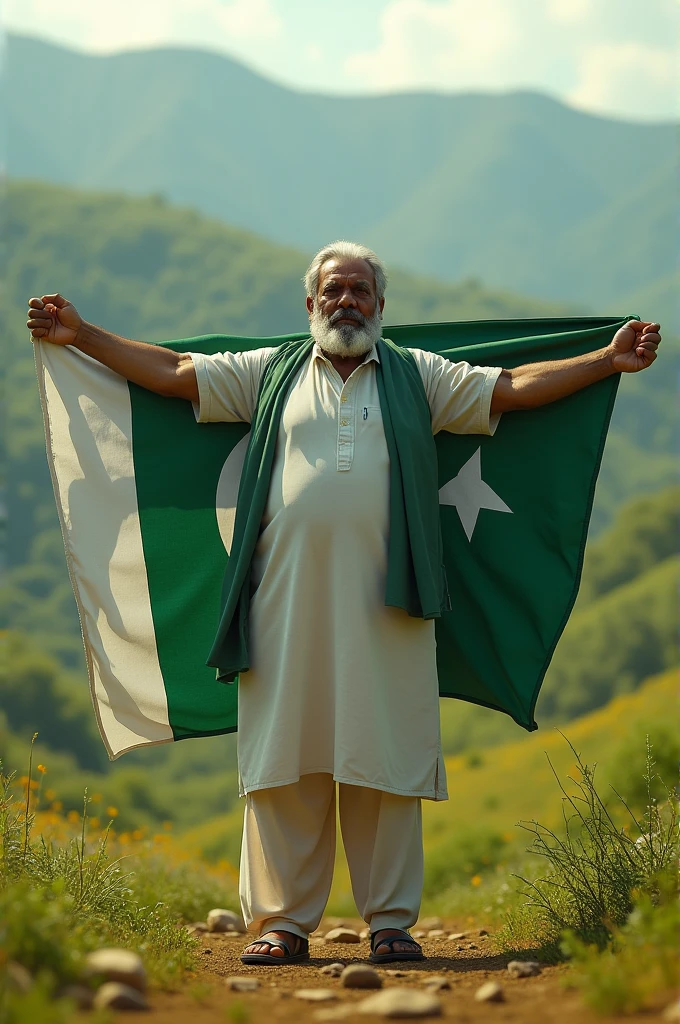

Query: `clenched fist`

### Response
(609, 320, 661, 373)
(27, 293, 82, 345)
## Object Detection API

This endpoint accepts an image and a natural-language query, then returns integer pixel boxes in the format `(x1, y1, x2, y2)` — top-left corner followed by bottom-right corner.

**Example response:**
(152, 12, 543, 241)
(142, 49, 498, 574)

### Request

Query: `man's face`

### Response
(306, 257, 385, 357)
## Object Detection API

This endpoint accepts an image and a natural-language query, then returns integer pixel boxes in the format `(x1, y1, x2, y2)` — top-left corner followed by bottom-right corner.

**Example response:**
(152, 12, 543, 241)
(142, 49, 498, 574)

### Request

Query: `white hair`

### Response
(304, 240, 388, 300)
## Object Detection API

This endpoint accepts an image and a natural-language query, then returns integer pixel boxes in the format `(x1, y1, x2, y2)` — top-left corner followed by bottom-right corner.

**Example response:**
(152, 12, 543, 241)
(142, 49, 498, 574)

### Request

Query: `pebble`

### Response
(467, 942, 479, 950)
(507, 959, 541, 978)
(6, 963, 32, 994)
(295, 988, 338, 1001)
(417, 916, 443, 931)
(412, 930, 427, 939)
(341, 964, 382, 989)
(428, 929, 446, 938)
(93, 982, 149, 1011)
(325, 927, 361, 943)
(447, 932, 468, 940)
(226, 977, 260, 992)
(359, 928, 370, 940)
(385, 969, 411, 977)
(201, 948, 213, 955)
(84, 949, 147, 992)
(61, 985, 94, 1010)
(421, 976, 450, 991)
(206, 908, 246, 933)
(358, 988, 442, 1017)
(310, 937, 328, 946)
(319, 962, 346, 977)
(475, 980, 504, 1003)
(478, 928, 489, 936)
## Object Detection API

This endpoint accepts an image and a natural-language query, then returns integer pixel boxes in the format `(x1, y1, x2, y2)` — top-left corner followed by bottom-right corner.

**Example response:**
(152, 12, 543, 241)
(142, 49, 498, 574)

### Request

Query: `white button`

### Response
(341, 419, 348, 427)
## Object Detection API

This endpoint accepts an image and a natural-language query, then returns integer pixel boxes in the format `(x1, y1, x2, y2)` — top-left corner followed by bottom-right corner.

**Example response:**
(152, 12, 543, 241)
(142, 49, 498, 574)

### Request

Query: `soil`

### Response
(97, 918, 668, 1024)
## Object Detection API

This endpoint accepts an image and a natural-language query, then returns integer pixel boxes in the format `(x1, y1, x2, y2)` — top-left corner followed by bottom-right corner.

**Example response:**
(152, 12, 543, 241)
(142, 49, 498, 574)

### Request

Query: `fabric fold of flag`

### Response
(36, 316, 628, 759)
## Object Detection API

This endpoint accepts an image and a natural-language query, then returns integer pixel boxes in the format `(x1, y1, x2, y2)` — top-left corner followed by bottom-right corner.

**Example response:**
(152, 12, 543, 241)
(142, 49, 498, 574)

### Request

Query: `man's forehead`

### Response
(319, 258, 375, 287)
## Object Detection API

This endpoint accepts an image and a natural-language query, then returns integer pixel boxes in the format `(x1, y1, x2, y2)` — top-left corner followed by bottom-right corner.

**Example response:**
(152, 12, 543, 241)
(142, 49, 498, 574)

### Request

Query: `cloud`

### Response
(5, 0, 283, 54)
(344, 0, 679, 119)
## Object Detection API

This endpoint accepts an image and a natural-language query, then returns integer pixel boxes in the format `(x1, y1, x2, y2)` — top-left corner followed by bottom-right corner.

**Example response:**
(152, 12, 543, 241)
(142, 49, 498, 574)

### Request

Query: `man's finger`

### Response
(638, 333, 660, 346)
(29, 327, 48, 339)
(40, 292, 68, 306)
(27, 316, 52, 330)
(636, 340, 659, 353)
(28, 297, 46, 310)
(641, 322, 660, 335)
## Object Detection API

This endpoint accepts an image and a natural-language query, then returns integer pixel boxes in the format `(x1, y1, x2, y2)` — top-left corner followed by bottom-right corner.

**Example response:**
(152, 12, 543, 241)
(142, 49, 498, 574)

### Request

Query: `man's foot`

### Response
(241, 930, 309, 964)
(370, 928, 424, 961)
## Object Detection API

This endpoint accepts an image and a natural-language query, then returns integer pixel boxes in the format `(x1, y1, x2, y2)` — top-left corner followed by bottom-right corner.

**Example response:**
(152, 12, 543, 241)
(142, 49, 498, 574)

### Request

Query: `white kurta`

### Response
(190, 341, 501, 802)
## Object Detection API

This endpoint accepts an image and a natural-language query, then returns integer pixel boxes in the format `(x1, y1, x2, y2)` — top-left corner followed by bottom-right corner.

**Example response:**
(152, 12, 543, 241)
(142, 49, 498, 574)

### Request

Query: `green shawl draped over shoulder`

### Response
(207, 336, 449, 681)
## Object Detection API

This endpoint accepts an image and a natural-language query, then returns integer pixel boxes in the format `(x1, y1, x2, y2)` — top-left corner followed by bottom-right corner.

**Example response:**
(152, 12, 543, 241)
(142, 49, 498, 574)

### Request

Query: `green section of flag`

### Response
(130, 317, 626, 739)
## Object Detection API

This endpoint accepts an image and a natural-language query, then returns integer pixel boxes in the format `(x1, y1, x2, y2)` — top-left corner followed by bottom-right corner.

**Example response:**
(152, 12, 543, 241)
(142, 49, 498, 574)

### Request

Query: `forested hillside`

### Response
(3, 179, 676, 832)
(7, 34, 676, 316)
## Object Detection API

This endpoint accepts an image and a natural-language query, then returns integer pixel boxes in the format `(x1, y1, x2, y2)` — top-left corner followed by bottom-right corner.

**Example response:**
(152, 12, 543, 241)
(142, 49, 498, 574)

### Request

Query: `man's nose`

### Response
(337, 286, 357, 307)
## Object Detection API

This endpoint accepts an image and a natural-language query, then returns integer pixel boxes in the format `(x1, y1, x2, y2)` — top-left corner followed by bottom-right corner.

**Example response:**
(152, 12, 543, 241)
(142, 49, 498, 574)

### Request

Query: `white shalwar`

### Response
(190, 341, 501, 805)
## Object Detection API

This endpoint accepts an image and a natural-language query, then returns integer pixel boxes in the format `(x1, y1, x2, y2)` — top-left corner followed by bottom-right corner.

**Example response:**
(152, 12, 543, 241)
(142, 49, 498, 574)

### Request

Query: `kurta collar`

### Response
(312, 340, 381, 366)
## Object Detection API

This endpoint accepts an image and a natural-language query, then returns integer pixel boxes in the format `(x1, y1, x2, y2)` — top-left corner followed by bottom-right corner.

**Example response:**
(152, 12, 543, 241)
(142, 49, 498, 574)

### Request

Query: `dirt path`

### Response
(108, 919, 649, 1023)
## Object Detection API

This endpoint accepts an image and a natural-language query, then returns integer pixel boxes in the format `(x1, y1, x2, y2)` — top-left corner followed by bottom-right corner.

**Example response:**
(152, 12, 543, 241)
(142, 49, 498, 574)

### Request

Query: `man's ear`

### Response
(379, 296, 385, 320)
(306, 296, 314, 317)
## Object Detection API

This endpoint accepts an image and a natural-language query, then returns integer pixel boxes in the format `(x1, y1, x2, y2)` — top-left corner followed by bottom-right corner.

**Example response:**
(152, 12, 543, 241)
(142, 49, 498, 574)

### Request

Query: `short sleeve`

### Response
(188, 347, 276, 423)
(407, 348, 503, 435)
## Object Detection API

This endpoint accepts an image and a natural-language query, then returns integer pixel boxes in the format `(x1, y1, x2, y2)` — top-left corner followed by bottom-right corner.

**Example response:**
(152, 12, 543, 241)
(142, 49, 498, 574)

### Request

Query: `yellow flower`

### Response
(90, 793, 102, 803)
(471, 874, 482, 887)
(67, 810, 80, 824)
(106, 806, 119, 818)
(131, 829, 144, 841)
(51, 800, 63, 812)
(45, 789, 56, 802)
(37, 764, 47, 774)
(119, 833, 131, 845)
(89, 817, 100, 829)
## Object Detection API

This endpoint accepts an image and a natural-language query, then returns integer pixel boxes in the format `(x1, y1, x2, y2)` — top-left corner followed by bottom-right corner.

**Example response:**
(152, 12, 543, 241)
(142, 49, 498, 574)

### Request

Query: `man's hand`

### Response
(27, 293, 82, 345)
(608, 320, 661, 373)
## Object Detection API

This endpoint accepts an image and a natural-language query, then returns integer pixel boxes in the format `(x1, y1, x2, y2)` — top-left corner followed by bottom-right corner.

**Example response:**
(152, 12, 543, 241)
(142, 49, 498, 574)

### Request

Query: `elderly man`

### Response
(27, 241, 660, 966)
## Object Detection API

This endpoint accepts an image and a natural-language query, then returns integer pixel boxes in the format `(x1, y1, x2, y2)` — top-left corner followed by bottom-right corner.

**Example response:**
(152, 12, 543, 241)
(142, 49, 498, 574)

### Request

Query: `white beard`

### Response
(309, 306, 382, 358)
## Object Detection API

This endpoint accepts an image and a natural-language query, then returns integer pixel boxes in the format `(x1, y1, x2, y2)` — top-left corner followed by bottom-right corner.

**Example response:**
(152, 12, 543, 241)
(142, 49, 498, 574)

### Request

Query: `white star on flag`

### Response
(439, 447, 513, 541)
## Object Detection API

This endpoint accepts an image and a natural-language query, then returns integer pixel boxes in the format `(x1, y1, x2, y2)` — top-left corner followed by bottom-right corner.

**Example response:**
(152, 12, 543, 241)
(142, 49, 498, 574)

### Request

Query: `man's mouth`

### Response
(329, 309, 366, 329)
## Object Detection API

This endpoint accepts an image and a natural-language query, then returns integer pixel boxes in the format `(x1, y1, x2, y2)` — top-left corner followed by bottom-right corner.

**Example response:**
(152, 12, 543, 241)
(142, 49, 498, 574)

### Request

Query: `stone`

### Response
(507, 960, 541, 978)
(385, 969, 411, 977)
(341, 964, 382, 989)
(358, 988, 442, 1017)
(447, 932, 468, 940)
(84, 949, 147, 992)
(325, 927, 361, 943)
(421, 976, 450, 991)
(201, 948, 213, 955)
(417, 917, 443, 931)
(226, 977, 260, 992)
(295, 988, 338, 1001)
(206, 908, 246, 933)
(478, 928, 489, 936)
(310, 937, 328, 946)
(93, 982, 149, 1011)
(428, 929, 446, 939)
(61, 985, 94, 1010)
(475, 981, 504, 1003)
(6, 963, 32, 994)
(663, 999, 680, 1020)
(467, 942, 479, 950)
(413, 930, 427, 939)
(319, 962, 346, 977)
(359, 928, 370, 940)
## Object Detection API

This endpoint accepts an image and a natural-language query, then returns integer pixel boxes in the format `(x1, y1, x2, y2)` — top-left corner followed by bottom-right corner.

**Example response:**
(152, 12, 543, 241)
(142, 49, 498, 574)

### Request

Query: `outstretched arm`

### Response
(490, 320, 661, 415)
(27, 293, 199, 402)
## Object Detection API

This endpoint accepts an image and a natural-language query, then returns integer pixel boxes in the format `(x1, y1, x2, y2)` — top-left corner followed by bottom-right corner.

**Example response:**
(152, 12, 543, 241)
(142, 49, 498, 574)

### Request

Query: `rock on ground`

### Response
(663, 999, 680, 1020)
(417, 917, 443, 931)
(507, 960, 542, 978)
(427, 929, 446, 938)
(475, 981, 504, 1003)
(295, 988, 338, 1001)
(206, 908, 246, 933)
(93, 982, 149, 1011)
(84, 949, 147, 992)
(421, 976, 450, 991)
(325, 927, 361, 943)
(358, 988, 442, 1017)
(226, 976, 260, 992)
(319, 962, 345, 977)
(447, 932, 468, 940)
(341, 964, 382, 989)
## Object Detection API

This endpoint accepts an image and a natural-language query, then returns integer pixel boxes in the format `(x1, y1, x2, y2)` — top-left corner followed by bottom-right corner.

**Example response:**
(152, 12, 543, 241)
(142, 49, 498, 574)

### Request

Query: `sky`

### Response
(5, 0, 679, 121)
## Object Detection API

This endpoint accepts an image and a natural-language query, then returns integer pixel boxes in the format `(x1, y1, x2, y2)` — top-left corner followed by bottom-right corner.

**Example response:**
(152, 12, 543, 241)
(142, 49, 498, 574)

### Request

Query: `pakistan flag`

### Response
(36, 316, 629, 760)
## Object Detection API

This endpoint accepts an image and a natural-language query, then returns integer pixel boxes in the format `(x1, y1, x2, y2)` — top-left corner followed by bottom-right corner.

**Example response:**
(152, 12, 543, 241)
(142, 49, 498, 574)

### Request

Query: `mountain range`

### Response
(7, 34, 676, 317)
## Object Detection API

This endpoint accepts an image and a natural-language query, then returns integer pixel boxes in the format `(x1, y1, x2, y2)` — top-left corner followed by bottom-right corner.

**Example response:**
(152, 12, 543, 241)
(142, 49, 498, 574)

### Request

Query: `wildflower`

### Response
(107, 806, 119, 818)
(132, 829, 144, 841)
(471, 875, 482, 887)
(67, 810, 80, 824)
(89, 817, 100, 829)
(91, 792, 102, 803)
(37, 764, 47, 774)
(119, 833, 131, 845)
(45, 789, 56, 801)
(51, 800, 63, 812)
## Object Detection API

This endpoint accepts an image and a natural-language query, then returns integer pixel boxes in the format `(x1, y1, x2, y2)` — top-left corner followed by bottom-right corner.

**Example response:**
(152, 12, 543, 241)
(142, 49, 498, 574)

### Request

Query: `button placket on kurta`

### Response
(317, 354, 373, 473)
